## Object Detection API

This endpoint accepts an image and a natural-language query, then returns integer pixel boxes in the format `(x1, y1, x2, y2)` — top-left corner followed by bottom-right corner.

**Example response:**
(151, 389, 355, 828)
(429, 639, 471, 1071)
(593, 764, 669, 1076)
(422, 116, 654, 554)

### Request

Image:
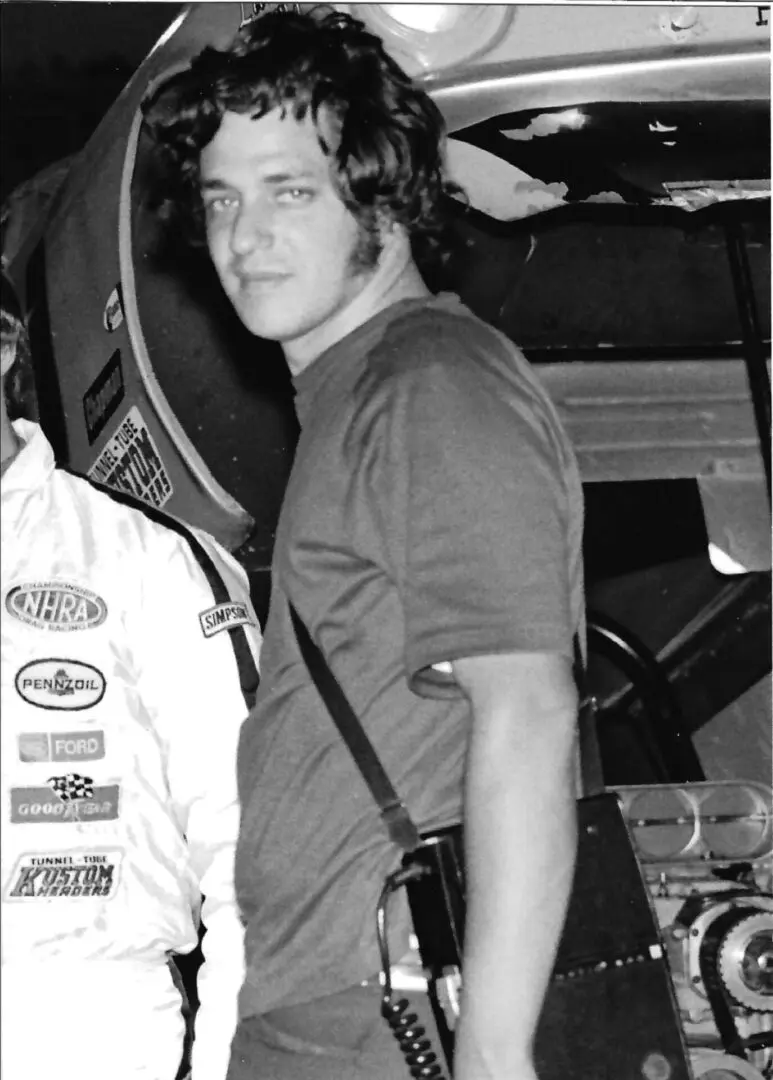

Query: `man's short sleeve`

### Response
(365, 314, 577, 695)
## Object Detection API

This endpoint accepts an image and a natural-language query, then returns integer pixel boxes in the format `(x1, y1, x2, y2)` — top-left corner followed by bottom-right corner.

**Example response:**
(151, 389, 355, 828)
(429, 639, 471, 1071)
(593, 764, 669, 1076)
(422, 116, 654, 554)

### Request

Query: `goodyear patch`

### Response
(4, 849, 123, 901)
(83, 348, 125, 445)
(10, 784, 120, 824)
(18, 730, 106, 763)
(6, 582, 107, 632)
(199, 601, 256, 639)
(88, 406, 173, 510)
(15, 658, 106, 710)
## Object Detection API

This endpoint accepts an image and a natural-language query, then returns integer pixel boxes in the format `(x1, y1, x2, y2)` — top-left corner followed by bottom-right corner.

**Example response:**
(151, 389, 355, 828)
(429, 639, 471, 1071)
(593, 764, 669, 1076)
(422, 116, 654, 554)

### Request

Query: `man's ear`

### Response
(376, 213, 410, 258)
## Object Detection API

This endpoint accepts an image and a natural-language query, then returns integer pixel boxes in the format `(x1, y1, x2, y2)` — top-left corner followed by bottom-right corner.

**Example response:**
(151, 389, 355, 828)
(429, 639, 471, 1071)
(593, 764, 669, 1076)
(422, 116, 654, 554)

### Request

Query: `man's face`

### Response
(200, 107, 379, 368)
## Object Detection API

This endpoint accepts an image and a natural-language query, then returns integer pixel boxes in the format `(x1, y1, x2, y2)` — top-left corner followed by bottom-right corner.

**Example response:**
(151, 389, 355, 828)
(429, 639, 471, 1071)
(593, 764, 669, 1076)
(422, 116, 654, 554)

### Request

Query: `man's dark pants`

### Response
(227, 983, 445, 1079)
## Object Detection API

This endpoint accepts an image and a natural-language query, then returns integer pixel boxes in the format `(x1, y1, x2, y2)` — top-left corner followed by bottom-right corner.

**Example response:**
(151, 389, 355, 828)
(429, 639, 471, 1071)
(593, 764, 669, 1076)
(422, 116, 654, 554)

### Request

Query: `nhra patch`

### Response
(18, 730, 106, 764)
(199, 601, 256, 639)
(4, 849, 123, 901)
(5, 582, 107, 632)
(88, 406, 173, 510)
(10, 781, 120, 824)
(83, 348, 125, 445)
(15, 658, 106, 710)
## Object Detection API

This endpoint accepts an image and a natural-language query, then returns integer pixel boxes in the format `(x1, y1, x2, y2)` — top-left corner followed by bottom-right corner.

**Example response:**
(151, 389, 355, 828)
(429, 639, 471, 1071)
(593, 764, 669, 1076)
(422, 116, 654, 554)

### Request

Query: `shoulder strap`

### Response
(289, 604, 422, 853)
(77, 471, 261, 711)
(290, 604, 604, 853)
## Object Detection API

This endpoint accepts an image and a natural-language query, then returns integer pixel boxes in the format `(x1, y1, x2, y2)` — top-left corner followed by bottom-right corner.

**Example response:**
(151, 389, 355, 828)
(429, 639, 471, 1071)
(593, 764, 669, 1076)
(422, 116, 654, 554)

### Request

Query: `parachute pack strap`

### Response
(288, 603, 422, 854)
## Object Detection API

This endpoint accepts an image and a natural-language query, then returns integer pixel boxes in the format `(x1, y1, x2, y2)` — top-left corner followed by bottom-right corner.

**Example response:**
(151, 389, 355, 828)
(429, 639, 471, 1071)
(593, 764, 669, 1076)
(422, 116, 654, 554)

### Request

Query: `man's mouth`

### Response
(239, 271, 291, 284)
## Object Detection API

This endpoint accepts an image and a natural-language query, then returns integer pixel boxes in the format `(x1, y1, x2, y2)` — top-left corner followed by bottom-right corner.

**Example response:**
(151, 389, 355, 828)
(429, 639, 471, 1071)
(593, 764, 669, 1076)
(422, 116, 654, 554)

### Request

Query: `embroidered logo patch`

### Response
(83, 348, 125, 445)
(87, 407, 173, 510)
(199, 601, 255, 639)
(18, 731, 106, 763)
(6, 582, 107, 632)
(102, 284, 124, 333)
(4, 849, 123, 901)
(15, 659, 106, 710)
(10, 783, 120, 824)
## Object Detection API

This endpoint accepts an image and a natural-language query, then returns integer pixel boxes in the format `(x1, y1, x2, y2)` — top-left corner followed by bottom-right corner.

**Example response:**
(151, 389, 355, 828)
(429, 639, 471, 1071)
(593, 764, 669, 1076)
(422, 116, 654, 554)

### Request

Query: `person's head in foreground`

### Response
(1, 270, 34, 472)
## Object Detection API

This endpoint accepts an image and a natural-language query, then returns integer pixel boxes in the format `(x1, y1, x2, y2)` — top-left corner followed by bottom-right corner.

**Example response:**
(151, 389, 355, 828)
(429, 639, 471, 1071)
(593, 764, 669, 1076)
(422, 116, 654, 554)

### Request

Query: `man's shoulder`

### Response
(56, 466, 232, 576)
(377, 294, 511, 366)
(361, 294, 536, 405)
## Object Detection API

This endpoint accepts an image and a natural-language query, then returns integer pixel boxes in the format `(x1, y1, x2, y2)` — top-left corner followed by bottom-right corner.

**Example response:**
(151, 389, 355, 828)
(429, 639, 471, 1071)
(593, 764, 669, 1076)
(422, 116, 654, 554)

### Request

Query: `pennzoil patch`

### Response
(15, 658, 106, 710)
(199, 601, 256, 639)
(6, 582, 107, 632)
(4, 849, 123, 901)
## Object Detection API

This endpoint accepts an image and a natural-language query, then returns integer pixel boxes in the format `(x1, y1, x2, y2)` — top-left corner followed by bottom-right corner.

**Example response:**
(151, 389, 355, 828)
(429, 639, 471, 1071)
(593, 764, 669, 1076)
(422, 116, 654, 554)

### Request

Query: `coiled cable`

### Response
(376, 867, 449, 1080)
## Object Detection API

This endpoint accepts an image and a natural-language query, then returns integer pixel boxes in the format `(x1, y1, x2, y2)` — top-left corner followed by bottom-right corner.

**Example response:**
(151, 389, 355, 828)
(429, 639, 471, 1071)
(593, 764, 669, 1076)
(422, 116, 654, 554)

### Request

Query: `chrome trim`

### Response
(424, 41, 770, 133)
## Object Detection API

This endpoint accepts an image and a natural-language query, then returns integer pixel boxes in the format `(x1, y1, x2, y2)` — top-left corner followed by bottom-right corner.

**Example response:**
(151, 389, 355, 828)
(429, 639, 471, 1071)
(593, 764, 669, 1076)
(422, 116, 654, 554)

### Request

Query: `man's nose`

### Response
(230, 205, 273, 256)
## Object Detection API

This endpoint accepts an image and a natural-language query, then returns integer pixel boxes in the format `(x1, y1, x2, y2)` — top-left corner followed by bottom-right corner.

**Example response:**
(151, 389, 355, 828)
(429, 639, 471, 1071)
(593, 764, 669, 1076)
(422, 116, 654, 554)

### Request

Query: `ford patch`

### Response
(18, 730, 106, 763)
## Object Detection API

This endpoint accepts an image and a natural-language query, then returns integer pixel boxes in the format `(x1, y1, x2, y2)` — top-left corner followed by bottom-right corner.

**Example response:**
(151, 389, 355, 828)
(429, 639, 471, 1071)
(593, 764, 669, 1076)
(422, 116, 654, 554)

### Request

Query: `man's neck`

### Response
(284, 250, 430, 377)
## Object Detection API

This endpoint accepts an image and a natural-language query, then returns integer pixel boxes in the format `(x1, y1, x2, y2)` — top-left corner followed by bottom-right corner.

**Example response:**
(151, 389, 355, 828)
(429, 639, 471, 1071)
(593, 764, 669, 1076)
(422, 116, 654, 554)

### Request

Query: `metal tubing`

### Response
(588, 611, 706, 784)
(724, 220, 772, 501)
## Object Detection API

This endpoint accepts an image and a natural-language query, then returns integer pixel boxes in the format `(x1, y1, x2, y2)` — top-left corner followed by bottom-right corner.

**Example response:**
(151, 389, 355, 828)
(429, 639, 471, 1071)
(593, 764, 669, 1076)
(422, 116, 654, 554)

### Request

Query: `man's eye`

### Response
(276, 187, 314, 204)
(204, 196, 236, 215)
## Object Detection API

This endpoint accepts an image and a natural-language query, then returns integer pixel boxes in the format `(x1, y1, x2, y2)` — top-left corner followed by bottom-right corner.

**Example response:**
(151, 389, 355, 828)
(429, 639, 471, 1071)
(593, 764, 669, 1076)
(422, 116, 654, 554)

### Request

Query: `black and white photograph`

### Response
(1, 4, 770, 1080)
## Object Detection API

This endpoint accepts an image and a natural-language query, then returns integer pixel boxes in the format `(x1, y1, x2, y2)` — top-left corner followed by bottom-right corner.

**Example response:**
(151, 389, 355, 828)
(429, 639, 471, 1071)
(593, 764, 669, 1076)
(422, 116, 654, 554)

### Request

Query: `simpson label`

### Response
(4, 849, 122, 901)
(18, 730, 106, 763)
(15, 658, 106, 710)
(102, 283, 124, 333)
(199, 601, 255, 638)
(83, 348, 125, 445)
(88, 406, 173, 510)
(6, 582, 107, 632)
(10, 785, 120, 824)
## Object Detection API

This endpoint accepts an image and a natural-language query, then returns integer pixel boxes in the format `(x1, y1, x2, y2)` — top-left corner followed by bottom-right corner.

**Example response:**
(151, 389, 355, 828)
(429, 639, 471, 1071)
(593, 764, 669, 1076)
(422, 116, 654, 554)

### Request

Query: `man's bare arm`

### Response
(451, 651, 579, 1080)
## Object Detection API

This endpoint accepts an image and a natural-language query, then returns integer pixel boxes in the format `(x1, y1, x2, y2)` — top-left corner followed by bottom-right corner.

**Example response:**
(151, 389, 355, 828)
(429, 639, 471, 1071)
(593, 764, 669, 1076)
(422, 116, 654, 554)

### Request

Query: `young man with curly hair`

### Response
(151, 10, 584, 1079)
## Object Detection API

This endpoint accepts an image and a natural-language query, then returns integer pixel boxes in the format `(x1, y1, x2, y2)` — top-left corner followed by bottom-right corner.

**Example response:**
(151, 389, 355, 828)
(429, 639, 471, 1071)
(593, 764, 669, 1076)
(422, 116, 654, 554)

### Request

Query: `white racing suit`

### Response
(1, 421, 262, 1080)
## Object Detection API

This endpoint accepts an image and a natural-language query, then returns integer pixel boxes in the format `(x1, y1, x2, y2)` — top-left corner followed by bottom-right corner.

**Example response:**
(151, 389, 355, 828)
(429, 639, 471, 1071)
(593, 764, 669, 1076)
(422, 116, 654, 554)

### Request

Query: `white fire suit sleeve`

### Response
(133, 522, 261, 1080)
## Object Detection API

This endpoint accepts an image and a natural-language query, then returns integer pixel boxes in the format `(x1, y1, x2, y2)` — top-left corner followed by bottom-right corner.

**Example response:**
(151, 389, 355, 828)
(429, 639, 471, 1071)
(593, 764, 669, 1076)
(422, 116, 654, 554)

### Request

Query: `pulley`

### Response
(718, 910, 773, 1013)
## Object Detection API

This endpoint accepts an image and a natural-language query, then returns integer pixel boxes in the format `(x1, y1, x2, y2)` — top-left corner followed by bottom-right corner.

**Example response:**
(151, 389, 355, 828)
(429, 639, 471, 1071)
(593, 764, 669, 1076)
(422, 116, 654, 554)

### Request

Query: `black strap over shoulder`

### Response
(289, 603, 421, 852)
(289, 602, 603, 851)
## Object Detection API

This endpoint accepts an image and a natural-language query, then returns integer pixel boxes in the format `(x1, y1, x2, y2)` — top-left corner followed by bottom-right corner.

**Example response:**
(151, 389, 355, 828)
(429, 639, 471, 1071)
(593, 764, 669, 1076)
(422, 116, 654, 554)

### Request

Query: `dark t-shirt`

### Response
(235, 294, 585, 1016)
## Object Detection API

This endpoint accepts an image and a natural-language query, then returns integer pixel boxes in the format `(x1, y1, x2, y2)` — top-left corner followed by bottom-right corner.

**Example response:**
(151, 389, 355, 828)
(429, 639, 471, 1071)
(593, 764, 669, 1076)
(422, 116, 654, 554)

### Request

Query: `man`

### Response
(0, 269, 262, 1080)
(151, 10, 583, 1080)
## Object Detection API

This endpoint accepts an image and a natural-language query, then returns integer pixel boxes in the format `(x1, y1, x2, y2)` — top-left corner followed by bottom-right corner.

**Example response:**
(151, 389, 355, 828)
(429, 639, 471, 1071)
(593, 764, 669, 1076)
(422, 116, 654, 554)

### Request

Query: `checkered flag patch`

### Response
(47, 773, 94, 802)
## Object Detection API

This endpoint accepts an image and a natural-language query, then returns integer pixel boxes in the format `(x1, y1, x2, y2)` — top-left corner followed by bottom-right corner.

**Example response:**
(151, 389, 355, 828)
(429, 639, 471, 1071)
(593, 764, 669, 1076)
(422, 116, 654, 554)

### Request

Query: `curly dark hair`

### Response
(1, 270, 36, 420)
(144, 7, 463, 272)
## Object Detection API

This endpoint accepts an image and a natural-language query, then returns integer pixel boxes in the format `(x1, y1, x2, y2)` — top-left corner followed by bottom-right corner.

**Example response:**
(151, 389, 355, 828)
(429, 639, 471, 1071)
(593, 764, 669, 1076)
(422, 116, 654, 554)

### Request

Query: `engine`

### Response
(616, 781, 773, 1080)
